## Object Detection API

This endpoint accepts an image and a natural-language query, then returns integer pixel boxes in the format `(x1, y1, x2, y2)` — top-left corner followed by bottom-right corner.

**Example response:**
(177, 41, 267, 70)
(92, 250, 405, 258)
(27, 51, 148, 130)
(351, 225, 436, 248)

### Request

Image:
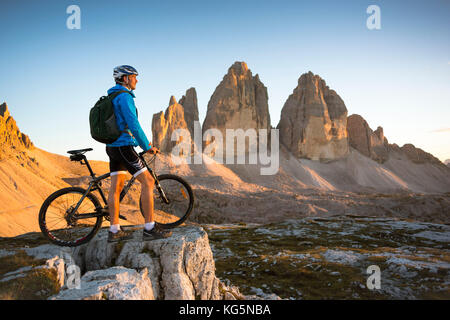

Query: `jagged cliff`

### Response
(0, 102, 33, 160)
(152, 89, 200, 154)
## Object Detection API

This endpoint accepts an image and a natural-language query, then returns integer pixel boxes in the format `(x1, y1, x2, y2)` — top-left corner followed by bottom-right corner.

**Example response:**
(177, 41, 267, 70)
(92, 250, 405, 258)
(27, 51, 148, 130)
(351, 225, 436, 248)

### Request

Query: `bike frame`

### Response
(70, 152, 168, 221)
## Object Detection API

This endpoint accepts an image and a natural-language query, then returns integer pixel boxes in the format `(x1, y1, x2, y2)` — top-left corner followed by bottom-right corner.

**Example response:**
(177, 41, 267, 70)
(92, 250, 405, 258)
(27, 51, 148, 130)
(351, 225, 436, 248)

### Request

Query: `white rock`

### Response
(50, 266, 154, 300)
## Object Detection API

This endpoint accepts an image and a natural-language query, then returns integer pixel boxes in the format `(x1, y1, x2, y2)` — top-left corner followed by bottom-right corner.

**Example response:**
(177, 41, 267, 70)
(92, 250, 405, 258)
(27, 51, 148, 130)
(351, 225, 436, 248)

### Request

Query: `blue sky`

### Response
(1, 0, 449, 162)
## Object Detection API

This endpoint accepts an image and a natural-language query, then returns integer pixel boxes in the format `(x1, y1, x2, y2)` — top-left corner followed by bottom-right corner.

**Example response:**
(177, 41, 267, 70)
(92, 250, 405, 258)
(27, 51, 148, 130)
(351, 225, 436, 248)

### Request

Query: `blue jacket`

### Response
(106, 84, 151, 151)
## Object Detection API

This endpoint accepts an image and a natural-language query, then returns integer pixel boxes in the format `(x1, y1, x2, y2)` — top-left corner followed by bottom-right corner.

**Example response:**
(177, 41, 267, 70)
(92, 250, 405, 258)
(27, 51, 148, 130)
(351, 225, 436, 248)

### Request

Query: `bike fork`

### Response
(149, 168, 170, 204)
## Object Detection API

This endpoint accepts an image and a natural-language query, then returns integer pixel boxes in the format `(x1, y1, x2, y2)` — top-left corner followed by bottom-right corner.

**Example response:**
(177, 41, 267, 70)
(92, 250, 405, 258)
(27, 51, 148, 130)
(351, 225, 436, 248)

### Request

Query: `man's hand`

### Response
(147, 147, 159, 154)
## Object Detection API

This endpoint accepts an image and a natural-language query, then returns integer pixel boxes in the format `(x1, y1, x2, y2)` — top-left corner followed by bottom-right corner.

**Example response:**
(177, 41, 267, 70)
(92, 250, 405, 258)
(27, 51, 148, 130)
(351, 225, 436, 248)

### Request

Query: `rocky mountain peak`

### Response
(152, 88, 199, 154)
(277, 72, 349, 161)
(374, 126, 387, 143)
(229, 61, 249, 76)
(178, 87, 199, 139)
(0, 102, 10, 118)
(202, 61, 271, 155)
(169, 96, 177, 106)
(0, 102, 34, 159)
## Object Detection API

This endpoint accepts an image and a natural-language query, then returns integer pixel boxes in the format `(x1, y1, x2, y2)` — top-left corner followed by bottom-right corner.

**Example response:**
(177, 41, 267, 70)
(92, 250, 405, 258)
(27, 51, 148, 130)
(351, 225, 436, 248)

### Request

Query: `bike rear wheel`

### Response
(139, 174, 194, 228)
(39, 187, 103, 247)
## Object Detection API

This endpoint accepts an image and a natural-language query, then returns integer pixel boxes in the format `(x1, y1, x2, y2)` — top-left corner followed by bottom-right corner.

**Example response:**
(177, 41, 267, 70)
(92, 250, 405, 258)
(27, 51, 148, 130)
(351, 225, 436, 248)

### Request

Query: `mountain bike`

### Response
(38, 148, 194, 247)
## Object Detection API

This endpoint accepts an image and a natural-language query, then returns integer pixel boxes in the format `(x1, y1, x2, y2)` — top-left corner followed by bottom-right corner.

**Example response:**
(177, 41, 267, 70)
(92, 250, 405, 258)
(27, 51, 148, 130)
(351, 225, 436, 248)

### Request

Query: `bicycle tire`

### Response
(39, 187, 103, 247)
(139, 174, 194, 228)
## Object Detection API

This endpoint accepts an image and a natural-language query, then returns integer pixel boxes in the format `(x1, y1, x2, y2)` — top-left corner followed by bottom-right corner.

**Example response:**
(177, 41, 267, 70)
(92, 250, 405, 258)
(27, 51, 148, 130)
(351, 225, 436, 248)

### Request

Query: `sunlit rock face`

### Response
(152, 89, 200, 155)
(0, 102, 34, 159)
(152, 96, 190, 154)
(202, 62, 271, 155)
(277, 72, 348, 161)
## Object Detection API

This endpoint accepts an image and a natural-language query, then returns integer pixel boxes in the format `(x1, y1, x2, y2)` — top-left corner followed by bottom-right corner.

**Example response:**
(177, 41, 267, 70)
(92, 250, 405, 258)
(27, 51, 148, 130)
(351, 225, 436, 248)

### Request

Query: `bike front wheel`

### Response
(39, 187, 103, 247)
(140, 174, 194, 228)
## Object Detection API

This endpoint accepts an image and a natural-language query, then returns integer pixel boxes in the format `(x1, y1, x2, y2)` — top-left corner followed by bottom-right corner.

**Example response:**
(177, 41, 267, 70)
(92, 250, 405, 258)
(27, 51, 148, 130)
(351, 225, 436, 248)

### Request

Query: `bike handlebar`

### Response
(138, 150, 158, 165)
(138, 150, 159, 157)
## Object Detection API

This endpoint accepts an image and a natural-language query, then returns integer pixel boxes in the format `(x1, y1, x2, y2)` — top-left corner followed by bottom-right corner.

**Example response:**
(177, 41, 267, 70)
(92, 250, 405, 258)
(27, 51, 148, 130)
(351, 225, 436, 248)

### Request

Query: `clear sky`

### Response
(1, 0, 449, 162)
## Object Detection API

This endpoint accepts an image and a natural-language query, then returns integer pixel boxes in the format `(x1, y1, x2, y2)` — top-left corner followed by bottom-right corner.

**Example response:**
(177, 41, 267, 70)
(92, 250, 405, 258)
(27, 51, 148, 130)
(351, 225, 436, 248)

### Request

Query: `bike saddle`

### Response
(67, 148, 93, 155)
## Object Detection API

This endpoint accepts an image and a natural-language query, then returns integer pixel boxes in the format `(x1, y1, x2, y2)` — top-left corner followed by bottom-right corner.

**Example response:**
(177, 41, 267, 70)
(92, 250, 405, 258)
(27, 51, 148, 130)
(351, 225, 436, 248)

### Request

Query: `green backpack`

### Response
(89, 90, 131, 144)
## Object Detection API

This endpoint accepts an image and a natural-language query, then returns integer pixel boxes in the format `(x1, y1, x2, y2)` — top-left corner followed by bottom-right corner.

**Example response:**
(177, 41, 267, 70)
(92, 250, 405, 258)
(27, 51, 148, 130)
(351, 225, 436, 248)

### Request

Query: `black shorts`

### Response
(105, 145, 147, 177)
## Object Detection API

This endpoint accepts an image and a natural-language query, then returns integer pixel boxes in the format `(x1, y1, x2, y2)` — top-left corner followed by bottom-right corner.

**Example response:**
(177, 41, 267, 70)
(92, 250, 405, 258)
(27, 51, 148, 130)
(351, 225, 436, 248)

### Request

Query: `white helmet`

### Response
(113, 65, 138, 82)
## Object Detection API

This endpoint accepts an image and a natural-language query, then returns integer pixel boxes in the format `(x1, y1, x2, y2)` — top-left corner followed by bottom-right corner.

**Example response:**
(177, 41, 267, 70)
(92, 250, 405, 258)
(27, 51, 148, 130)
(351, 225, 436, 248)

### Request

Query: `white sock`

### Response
(144, 222, 155, 231)
(110, 224, 121, 234)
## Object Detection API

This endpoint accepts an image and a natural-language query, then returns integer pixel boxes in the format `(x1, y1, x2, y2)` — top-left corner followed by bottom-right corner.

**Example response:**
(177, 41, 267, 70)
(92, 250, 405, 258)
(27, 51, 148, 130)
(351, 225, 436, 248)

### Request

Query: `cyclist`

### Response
(106, 65, 172, 242)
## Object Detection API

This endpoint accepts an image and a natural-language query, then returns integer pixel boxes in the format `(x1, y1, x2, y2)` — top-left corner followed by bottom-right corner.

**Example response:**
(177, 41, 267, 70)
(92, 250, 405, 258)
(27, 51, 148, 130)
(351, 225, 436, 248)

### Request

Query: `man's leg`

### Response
(108, 172, 126, 228)
(137, 169, 172, 239)
(136, 170, 155, 224)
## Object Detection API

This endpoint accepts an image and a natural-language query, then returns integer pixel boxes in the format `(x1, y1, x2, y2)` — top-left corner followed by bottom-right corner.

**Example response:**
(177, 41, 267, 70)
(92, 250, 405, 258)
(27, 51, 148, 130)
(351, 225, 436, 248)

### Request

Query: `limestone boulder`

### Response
(50, 266, 155, 300)
(277, 72, 348, 161)
(65, 225, 228, 300)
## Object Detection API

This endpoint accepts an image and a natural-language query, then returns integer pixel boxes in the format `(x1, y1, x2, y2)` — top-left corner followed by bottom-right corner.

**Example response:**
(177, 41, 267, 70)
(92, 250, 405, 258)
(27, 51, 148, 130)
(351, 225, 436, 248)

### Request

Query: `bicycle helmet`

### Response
(113, 65, 139, 82)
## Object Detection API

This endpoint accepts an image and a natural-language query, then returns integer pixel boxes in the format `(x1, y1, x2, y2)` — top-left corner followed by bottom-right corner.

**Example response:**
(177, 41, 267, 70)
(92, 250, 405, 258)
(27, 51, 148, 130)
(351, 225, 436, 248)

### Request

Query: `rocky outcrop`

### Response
(399, 143, 443, 165)
(347, 114, 445, 166)
(1, 226, 247, 300)
(152, 89, 200, 154)
(277, 72, 348, 161)
(51, 266, 156, 300)
(347, 114, 389, 163)
(202, 62, 271, 154)
(445, 159, 450, 167)
(0, 102, 33, 159)
(152, 96, 190, 154)
(178, 87, 199, 140)
(70, 225, 223, 300)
